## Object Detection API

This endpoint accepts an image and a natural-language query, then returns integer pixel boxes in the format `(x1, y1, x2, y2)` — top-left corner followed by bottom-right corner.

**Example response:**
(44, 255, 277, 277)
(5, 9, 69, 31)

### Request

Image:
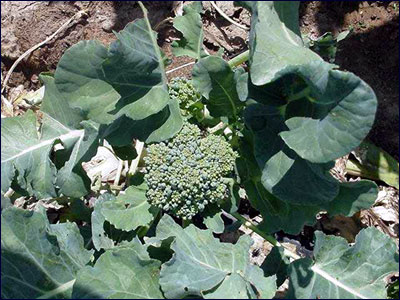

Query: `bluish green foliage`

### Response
(144, 122, 237, 220)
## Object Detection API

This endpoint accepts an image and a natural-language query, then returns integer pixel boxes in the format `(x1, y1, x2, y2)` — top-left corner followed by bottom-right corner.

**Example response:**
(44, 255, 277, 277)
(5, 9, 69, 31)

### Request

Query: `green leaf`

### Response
(249, 179, 377, 235)
(184, 1, 203, 14)
(91, 193, 117, 251)
(1, 110, 58, 198)
(145, 97, 183, 143)
(101, 98, 183, 145)
(203, 273, 249, 299)
(346, 140, 399, 189)
(261, 247, 290, 287)
(154, 214, 276, 298)
(323, 180, 378, 217)
(55, 17, 172, 125)
(278, 62, 377, 163)
(238, 124, 377, 234)
(193, 56, 243, 118)
(54, 40, 120, 124)
(246, 2, 377, 163)
(244, 104, 339, 205)
(1, 206, 93, 299)
(102, 19, 170, 122)
(247, 2, 320, 85)
(91, 193, 137, 251)
(203, 205, 224, 234)
(101, 185, 158, 232)
(72, 244, 163, 299)
(172, 7, 206, 60)
(1, 74, 100, 199)
(288, 227, 399, 299)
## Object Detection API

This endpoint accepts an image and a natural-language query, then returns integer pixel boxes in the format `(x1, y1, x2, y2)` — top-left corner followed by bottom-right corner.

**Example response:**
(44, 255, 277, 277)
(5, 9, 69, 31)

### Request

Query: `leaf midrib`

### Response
(1, 129, 83, 164)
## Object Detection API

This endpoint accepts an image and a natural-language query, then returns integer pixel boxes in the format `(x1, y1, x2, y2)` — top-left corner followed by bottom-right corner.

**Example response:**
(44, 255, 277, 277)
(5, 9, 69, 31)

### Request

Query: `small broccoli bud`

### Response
(144, 122, 237, 220)
(168, 77, 202, 116)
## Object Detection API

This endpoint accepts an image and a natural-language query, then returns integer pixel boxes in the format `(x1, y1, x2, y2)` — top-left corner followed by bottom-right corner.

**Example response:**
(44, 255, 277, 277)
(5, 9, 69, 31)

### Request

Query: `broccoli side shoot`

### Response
(144, 122, 237, 220)
(168, 77, 202, 116)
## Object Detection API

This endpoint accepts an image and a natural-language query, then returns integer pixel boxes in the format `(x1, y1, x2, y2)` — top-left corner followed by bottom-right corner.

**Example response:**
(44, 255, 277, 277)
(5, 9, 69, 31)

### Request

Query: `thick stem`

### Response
(231, 211, 300, 260)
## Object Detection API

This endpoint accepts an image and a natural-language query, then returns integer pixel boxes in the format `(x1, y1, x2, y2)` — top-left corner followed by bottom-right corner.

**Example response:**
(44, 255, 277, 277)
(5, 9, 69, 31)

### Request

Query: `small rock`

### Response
(31, 74, 39, 84)
(102, 19, 114, 33)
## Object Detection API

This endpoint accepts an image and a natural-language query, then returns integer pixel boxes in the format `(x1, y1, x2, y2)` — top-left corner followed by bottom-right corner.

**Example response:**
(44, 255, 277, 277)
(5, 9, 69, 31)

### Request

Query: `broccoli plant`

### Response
(144, 122, 237, 220)
(168, 77, 202, 116)
(1, 1, 398, 299)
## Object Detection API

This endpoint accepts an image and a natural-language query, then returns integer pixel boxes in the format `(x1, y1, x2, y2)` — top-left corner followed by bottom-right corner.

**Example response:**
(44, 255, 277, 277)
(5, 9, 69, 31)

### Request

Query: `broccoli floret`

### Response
(169, 77, 202, 115)
(144, 122, 237, 220)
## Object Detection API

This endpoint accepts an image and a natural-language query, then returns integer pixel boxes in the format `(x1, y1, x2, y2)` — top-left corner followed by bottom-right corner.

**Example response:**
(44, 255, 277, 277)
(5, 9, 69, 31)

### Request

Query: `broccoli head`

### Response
(168, 77, 202, 115)
(144, 122, 237, 220)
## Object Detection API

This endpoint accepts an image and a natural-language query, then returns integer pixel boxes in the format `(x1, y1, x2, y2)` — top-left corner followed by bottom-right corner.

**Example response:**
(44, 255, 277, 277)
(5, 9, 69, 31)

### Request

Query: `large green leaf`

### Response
(1, 206, 93, 299)
(72, 242, 163, 299)
(246, 1, 320, 85)
(1, 75, 99, 199)
(172, 3, 206, 60)
(1, 110, 59, 199)
(101, 184, 158, 232)
(237, 125, 378, 234)
(288, 227, 399, 299)
(278, 62, 377, 163)
(242, 178, 377, 235)
(244, 2, 377, 163)
(102, 19, 170, 122)
(192, 56, 243, 118)
(53, 40, 120, 124)
(150, 214, 276, 298)
(55, 18, 170, 125)
(244, 104, 339, 205)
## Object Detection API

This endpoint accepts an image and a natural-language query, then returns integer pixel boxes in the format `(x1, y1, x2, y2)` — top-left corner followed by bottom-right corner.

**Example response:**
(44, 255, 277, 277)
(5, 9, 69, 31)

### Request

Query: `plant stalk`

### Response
(228, 50, 249, 68)
(231, 211, 300, 260)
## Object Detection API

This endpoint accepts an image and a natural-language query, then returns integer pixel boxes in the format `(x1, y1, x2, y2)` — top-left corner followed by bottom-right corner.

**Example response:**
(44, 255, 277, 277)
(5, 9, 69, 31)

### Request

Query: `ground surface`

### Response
(1, 0, 399, 273)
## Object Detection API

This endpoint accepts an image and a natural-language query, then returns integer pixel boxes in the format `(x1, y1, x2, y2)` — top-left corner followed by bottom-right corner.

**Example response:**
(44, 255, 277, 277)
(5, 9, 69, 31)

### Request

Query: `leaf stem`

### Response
(286, 87, 311, 102)
(230, 211, 300, 260)
(228, 50, 249, 68)
(37, 279, 76, 299)
(128, 141, 144, 176)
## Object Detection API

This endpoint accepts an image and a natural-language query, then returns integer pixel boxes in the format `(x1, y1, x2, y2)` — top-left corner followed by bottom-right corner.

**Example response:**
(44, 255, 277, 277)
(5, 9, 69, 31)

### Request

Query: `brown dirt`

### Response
(1, 1, 176, 91)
